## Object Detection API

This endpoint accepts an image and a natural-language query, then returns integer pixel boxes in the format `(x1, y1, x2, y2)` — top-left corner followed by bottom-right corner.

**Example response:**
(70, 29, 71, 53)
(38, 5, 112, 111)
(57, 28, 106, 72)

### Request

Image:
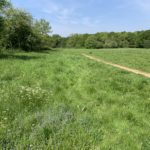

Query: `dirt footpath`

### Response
(82, 53, 150, 78)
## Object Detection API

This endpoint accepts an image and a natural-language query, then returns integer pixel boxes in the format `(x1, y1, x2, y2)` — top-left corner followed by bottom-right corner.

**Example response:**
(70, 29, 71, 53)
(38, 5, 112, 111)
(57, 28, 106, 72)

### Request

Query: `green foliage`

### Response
(0, 0, 10, 48)
(85, 35, 103, 49)
(0, 0, 9, 10)
(67, 34, 80, 48)
(49, 34, 62, 48)
(139, 30, 150, 48)
(0, 1, 52, 51)
(34, 19, 52, 36)
(51, 31, 150, 49)
(66, 34, 88, 48)
(4, 8, 33, 50)
(104, 39, 118, 48)
(0, 16, 4, 35)
(118, 40, 129, 48)
(143, 40, 150, 48)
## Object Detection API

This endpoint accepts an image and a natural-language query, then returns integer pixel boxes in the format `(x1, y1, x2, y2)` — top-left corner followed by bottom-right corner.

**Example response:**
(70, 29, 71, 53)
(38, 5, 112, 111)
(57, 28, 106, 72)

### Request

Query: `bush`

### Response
(143, 40, 150, 48)
(85, 36, 103, 49)
(104, 40, 118, 48)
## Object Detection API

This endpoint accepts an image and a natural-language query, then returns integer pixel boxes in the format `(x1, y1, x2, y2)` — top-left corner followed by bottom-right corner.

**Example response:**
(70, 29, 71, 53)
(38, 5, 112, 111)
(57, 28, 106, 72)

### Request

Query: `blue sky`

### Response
(11, 0, 150, 36)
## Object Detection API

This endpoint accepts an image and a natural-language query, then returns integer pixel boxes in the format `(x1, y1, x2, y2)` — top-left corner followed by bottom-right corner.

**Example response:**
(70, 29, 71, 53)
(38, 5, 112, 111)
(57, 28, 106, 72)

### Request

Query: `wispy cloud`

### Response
(11, 0, 150, 36)
(40, 0, 103, 30)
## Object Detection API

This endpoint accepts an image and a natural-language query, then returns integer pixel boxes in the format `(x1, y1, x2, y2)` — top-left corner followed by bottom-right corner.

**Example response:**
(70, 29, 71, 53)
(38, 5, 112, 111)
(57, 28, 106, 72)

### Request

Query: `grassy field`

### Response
(0, 48, 150, 149)
(87, 48, 150, 72)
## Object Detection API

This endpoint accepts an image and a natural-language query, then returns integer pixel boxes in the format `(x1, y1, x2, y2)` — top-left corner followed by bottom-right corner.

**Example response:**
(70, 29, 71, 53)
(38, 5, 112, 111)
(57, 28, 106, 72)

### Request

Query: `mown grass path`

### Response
(82, 53, 150, 78)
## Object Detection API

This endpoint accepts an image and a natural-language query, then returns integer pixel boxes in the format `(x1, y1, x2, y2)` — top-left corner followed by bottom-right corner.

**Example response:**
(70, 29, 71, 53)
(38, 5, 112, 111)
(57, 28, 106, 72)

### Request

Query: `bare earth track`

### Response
(82, 53, 150, 78)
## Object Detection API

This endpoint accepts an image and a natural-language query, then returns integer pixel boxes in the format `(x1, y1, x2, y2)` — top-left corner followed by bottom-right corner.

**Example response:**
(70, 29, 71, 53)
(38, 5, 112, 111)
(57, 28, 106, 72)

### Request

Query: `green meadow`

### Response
(0, 48, 150, 149)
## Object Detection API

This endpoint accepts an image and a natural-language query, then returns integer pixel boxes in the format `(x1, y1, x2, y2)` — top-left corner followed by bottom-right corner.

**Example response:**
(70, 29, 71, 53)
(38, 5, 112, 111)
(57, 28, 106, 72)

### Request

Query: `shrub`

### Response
(143, 40, 150, 48)
(104, 40, 118, 48)
(85, 36, 103, 49)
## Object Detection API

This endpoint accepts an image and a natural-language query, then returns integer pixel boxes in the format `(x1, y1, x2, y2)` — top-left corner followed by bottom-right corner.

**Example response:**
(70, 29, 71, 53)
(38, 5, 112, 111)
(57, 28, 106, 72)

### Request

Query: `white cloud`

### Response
(12, 0, 150, 36)
(39, 0, 103, 33)
(41, 1, 78, 24)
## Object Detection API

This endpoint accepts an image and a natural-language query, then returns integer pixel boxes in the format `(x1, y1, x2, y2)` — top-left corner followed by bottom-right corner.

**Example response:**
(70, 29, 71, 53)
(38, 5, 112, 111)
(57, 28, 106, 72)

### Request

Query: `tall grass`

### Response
(0, 49, 150, 149)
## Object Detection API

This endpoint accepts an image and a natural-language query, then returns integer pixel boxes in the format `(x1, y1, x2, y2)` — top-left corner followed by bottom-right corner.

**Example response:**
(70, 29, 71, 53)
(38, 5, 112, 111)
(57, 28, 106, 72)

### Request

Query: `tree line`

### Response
(49, 31, 150, 49)
(1, 0, 150, 52)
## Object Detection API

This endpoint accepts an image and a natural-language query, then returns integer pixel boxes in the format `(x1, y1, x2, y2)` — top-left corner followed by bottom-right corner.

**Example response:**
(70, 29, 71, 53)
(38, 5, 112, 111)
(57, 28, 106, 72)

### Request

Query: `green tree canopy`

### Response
(34, 19, 52, 35)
